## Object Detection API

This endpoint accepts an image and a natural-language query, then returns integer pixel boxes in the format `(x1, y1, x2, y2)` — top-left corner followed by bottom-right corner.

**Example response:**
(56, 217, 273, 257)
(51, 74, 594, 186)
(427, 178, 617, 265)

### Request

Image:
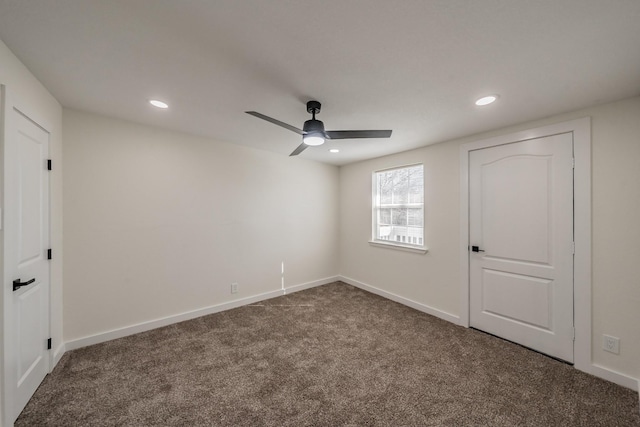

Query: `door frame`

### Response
(459, 117, 591, 374)
(1, 85, 54, 425)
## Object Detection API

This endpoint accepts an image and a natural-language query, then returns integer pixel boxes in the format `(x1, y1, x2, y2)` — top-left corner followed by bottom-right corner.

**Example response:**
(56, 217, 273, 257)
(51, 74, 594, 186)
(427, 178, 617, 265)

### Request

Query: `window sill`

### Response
(368, 240, 428, 254)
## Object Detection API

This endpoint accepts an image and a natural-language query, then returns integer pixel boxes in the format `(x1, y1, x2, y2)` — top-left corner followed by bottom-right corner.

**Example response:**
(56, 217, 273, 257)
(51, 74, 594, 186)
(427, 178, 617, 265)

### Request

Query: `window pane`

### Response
(393, 168, 409, 204)
(379, 208, 391, 225)
(407, 207, 423, 227)
(380, 186, 392, 204)
(392, 208, 407, 226)
(408, 166, 423, 204)
(378, 171, 393, 204)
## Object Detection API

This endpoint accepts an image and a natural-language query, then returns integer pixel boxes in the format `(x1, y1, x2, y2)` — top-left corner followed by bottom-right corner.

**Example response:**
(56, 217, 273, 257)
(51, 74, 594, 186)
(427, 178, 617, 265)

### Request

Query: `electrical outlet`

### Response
(602, 335, 620, 355)
(231, 283, 238, 294)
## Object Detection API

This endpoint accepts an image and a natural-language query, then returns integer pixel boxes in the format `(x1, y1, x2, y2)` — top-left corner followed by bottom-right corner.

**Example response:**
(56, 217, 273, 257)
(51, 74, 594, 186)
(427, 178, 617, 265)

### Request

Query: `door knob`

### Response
(13, 278, 35, 291)
(471, 246, 485, 253)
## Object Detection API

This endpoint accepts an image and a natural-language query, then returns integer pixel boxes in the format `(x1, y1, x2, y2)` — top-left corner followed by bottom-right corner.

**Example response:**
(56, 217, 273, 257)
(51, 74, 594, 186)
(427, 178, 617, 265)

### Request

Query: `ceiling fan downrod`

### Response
(303, 100, 325, 140)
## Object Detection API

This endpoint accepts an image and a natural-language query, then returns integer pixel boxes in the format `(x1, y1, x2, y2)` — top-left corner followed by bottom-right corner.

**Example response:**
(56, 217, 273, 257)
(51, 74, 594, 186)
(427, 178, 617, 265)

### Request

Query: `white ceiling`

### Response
(1, 1, 639, 165)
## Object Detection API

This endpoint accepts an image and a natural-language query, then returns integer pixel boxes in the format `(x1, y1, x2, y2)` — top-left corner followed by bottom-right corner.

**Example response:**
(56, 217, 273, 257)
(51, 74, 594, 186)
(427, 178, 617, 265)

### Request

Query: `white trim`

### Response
(65, 289, 283, 351)
(52, 272, 640, 394)
(65, 277, 338, 352)
(0, 84, 11, 427)
(459, 118, 593, 372)
(373, 162, 424, 174)
(571, 118, 592, 374)
(341, 273, 640, 392)
(589, 364, 638, 392)
(322, 276, 640, 392)
(284, 276, 339, 295)
(459, 138, 471, 328)
(52, 343, 65, 368)
(339, 275, 460, 325)
(368, 240, 428, 254)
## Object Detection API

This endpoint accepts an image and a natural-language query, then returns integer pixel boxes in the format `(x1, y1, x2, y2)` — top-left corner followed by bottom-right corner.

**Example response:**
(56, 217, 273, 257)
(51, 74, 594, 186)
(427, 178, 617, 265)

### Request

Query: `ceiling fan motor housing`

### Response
(304, 100, 325, 138)
(303, 119, 325, 134)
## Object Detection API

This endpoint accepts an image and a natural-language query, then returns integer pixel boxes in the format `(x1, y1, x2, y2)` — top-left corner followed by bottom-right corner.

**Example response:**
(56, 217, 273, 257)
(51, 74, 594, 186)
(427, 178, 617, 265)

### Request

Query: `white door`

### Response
(469, 133, 574, 362)
(3, 91, 51, 422)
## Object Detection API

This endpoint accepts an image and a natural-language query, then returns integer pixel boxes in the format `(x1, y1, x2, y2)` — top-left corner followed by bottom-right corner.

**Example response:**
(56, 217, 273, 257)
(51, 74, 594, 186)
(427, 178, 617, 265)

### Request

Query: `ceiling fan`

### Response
(246, 101, 392, 156)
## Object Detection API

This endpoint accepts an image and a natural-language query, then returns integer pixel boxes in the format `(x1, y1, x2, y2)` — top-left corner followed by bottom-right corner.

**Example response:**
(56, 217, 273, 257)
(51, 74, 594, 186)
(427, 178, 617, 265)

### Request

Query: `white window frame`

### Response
(370, 163, 428, 254)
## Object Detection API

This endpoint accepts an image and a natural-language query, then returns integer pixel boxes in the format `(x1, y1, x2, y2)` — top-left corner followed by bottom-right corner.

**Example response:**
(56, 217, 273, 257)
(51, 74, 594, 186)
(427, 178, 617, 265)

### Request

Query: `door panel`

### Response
(481, 269, 552, 330)
(481, 155, 551, 264)
(469, 133, 574, 362)
(19, 133, 46, 264)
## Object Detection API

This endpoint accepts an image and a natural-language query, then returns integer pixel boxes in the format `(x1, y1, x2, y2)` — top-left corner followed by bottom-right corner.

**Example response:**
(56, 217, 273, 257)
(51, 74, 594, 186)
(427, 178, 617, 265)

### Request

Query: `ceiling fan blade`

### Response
(245, 111, 305, 135)
(289, 143, 309, 156)
(325, 130, 392, 139)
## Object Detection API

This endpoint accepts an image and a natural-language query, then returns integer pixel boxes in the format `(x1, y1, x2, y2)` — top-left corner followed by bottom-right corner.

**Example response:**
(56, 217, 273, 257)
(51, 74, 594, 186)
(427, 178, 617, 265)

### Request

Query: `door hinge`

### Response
(572, 158, 575, 169)
(572, 327, 576, 341)
(47, 338, 52, 350)
(572, 242, 575, 255)
(47, 249, 52, 260)
(47, 159, 52, 171)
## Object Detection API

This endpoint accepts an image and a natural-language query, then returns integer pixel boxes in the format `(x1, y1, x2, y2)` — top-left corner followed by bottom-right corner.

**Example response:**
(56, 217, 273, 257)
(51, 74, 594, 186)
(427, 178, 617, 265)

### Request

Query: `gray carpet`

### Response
(17, 282, 640, 426)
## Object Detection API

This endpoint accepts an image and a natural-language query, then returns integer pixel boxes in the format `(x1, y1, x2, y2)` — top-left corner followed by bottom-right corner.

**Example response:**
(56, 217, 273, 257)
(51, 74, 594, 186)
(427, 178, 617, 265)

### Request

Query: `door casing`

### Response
(459, 117, 591, 374)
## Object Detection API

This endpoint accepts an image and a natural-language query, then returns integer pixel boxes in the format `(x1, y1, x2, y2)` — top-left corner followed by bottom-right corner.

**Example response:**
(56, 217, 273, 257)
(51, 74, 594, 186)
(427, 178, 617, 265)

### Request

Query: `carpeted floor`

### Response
(17, 282, 640, 426)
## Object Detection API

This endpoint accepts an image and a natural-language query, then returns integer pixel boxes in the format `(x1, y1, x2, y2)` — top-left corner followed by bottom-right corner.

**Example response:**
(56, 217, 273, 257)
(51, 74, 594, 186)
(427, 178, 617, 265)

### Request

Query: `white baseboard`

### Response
(61, 275, 639, 395)
(338, 276, 640, 393)
(588, 363, 639, 392)
(65, 288, 282, 351)
(339, 275, 460, 325)
(285, 276, 339, 294)
(65, 277, 340, 352)
(51, 343, 66, 369)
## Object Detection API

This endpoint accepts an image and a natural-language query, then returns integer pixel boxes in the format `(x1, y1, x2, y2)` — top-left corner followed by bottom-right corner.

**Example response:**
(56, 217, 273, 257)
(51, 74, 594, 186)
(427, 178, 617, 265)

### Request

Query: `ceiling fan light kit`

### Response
(246, 100, 392, 156)
(303, 135, 325, 146)
(302, 102, 326, 146)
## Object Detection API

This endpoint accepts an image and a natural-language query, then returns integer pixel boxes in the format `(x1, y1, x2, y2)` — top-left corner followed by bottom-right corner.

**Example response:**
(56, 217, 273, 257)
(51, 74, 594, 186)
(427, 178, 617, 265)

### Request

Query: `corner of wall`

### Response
(52, 343, 65, 370)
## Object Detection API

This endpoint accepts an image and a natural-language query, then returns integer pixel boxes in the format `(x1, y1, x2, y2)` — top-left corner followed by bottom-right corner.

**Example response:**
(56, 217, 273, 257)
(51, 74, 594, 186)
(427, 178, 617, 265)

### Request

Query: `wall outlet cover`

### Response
(602, 334, 620, 355)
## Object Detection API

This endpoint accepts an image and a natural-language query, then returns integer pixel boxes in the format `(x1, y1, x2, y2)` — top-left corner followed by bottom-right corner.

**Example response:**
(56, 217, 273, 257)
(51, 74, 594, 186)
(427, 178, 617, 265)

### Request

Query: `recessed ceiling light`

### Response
(149, 99, 169, 109)
(475, 95, 498, 106)
(329, 149, 340, 153)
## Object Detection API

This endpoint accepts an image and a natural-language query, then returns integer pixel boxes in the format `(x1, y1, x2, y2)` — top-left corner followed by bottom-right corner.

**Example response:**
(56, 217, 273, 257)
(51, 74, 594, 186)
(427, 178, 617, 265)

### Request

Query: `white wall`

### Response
(0, 39, 63, 424)
(62, 109, 339, 343)
(339, 96, 640, 385)
(340, 141, 461, 318)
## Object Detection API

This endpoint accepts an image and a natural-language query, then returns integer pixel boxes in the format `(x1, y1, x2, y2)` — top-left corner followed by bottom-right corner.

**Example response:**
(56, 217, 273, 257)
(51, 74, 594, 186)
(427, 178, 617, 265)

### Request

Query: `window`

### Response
(372, 164, 425, 251)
